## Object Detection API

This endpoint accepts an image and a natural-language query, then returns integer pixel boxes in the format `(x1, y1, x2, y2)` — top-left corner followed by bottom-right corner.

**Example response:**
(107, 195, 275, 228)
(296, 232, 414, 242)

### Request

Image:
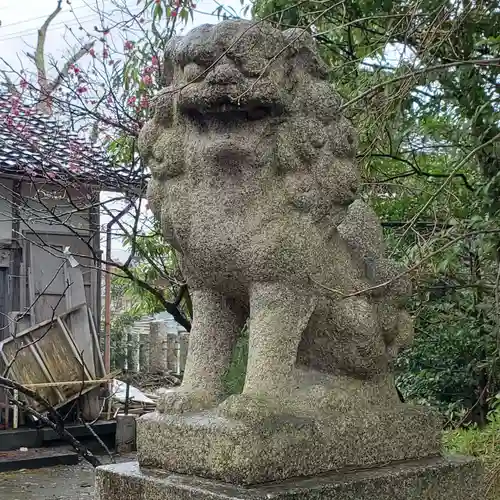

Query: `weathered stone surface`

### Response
(96, 456, 483, 500)
(148, 320, 168, 373)
(137, 405, 442, 485)
(139, 17, 412, 419)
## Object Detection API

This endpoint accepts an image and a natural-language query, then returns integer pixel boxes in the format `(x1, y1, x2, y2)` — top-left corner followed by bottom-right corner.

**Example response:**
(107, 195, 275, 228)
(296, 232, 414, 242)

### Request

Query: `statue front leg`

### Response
(158, 289, 245, 413)
(244, 282, 315, 396)
(218, 282, 315, 419)
(218, 283, 316, 421)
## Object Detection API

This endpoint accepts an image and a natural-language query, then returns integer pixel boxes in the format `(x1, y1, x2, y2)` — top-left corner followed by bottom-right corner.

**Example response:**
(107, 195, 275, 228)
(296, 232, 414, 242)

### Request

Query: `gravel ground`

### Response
(0, 453, 135, 500)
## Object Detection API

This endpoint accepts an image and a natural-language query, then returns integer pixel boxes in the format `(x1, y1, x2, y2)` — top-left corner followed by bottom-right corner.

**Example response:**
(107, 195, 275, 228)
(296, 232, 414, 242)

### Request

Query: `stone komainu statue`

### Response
(93, 19, 476, 493)
(139, 20, 413, 417)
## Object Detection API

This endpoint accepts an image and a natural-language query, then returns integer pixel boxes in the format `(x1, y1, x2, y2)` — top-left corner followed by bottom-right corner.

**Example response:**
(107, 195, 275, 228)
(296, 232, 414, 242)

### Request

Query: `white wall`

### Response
(0, 178, 13, 244)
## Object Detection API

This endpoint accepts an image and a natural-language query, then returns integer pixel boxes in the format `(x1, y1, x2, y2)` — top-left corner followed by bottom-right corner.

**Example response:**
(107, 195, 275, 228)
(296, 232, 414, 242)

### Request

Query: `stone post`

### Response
(115, 415, 137, 454)
(138, 331, 149, 372)
(165, 333, 177, 372)
(165, 316, 178, 373)
(177, 331, 189, 375)
(126, 327, 140, 373)
(148, 320, 167, 373)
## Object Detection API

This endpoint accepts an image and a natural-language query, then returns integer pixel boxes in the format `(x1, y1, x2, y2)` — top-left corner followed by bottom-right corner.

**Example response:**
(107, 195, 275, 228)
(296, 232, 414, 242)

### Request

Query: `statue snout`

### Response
(205, 62, 243, 86)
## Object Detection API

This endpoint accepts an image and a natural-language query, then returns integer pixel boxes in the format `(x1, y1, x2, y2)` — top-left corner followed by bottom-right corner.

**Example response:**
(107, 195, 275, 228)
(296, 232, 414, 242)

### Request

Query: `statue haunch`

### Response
(139, 20, 413, 418)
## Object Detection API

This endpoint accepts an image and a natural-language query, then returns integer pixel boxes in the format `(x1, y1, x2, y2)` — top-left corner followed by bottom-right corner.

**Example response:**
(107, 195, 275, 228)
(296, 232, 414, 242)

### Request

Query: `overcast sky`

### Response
(0, 0, 246, 67)
(0, 0, 247, 262)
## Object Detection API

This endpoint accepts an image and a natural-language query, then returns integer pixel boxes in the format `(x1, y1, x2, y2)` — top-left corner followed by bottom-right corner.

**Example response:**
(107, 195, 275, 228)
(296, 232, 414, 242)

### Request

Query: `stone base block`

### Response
(95, 456, 483, 500)
(136, 407, 442, 485)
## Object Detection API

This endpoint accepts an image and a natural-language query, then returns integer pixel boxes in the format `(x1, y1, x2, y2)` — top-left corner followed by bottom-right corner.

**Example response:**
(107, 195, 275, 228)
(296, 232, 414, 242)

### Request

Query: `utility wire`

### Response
(0, 4, 89, 30)
(0, 4, 233, 43)
(0, 14, 101, 41)
(0, 0, 139, 41)
(0, 6, 143, 42)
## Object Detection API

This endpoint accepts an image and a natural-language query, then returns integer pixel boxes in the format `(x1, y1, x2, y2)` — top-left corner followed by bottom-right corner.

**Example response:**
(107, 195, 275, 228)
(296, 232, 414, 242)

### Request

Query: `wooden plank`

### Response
(8, 312, 31, 338)
(0, 305, 102, 413)
(88, 307, 105, 377)
(24, 232, 98, 329)
(48, 368, 121, 414)
(30, 244, 66, 324)
(1, 336, 60, 408)
(9, 181, 21, 336)
(0, 268, 9, 339)
(12, 389, 18, 429)
(62, 309, 96, 378)
(63, 269, 99, 421)
(0, 355, 9, 429)
(56, 317, 93, 382)
(21, 371, 120, 388)
(64, 264, 87, 308)
(27, 267, 36, 327)
(53, 383, 102, 411)
(2, 304, 85, 341)
(89, 197, 100, 332)
(3, 395, 9, 430)
(34, 294, 67, 322)
(0, 346, 10, 372)
(63, 266, 95, 378)
(28, 343, 66, 403)
(27, 319, 90, 404)
(19, 262, 26, 313)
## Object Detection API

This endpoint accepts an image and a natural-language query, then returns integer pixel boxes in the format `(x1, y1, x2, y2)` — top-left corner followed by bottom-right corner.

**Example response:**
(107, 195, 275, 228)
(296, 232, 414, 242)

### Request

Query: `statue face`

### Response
(174, 57, 286, 125)
(139, 21, 358, 212)
(164, 21, 295, 127)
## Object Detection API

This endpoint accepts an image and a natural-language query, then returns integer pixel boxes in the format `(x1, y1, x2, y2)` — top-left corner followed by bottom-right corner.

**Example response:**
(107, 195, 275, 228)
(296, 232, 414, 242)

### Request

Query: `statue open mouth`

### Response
(179, 94, 283, 124)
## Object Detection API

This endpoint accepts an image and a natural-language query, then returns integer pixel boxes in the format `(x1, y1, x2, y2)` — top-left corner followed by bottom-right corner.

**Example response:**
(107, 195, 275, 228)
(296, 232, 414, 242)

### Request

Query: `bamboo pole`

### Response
(12, 389, 18, 429)
(19, 370, 121, 389)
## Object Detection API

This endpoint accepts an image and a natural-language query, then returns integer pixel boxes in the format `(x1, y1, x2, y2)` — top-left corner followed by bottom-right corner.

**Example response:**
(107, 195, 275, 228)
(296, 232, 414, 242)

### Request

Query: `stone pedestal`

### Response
(96, 405, 484, 499)
(96, 456, 483, 500)
(136, 407, 442, 485)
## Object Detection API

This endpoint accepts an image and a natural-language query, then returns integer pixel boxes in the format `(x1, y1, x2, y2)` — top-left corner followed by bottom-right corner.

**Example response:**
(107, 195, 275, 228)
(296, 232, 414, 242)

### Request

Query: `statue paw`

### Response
(157, 388, 223, 414)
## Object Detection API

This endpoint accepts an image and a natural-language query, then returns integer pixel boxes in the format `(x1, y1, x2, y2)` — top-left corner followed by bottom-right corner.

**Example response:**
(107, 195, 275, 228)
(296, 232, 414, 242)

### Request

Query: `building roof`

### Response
(0, 93, 147, 194)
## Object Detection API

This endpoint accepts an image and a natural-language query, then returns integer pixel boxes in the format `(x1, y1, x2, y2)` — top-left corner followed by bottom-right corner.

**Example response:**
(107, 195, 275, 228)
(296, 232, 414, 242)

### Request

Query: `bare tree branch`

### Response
(33, 1, 94, 114)
(35, 1, 63, 112)
(49, 40, 95, 94)
(0, 70, 20, 95)
(7, 396, 101, 467)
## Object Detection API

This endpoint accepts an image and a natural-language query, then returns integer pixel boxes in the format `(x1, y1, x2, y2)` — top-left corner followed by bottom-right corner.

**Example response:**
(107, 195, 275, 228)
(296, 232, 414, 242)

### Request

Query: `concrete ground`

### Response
(0, 452, 135, 500)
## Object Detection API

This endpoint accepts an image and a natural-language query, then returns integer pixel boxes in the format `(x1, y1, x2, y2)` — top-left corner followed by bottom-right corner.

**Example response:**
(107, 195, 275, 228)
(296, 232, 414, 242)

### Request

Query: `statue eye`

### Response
(150, 161, 184, 181)
(228, 53, 266, 77)
(184, 62, 205, 82)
